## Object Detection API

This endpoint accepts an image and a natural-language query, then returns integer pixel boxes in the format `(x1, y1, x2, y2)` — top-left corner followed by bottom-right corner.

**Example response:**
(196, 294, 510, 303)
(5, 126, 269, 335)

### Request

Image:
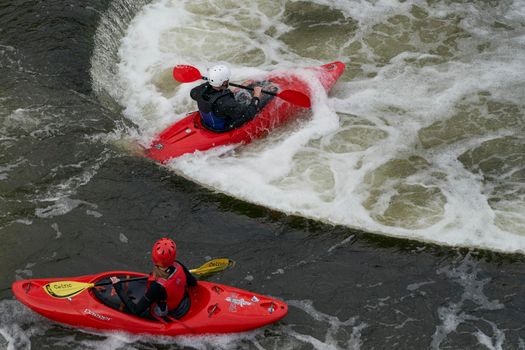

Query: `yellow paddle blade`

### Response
(189, 258, 235, 277)
(43, 281, 95, 299)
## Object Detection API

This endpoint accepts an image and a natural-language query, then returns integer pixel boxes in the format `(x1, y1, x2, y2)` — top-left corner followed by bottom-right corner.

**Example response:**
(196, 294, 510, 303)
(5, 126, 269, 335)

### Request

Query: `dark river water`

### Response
(1, 1, 525, 349)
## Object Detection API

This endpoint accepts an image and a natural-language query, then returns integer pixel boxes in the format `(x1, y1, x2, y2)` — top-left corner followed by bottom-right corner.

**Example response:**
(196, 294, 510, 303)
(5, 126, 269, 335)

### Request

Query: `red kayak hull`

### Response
(12, 271, 287, 336)
(147, 61, 346, 163)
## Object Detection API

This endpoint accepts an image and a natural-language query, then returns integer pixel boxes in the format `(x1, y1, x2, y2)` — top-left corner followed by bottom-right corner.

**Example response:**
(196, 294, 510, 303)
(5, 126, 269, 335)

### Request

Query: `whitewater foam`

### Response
(91, 0, 525, 253)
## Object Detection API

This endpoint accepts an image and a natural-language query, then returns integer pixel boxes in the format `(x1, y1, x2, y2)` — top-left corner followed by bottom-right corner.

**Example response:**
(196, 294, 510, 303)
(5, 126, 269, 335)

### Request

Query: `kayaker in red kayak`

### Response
(190, 64, 263, 131)
(109, 237, 197, 321)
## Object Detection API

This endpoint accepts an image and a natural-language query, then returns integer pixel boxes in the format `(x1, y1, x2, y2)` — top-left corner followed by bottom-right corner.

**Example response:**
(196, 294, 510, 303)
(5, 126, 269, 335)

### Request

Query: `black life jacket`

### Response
(195, 87, 232, 130)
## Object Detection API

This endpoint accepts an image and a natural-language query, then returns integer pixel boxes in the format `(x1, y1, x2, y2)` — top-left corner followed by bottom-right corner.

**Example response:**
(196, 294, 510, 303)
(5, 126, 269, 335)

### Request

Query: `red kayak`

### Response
(147, 61, 346, 163)
(12, 271, 287, 336)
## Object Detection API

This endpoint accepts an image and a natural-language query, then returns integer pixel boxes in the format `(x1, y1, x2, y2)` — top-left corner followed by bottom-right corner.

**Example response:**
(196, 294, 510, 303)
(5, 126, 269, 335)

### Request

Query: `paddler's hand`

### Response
(110, 276, 120, 284)
(253, 86, 262, 99)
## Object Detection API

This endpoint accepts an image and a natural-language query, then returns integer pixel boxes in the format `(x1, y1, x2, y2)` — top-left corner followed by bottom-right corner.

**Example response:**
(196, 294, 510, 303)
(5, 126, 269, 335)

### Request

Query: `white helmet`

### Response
(207, 64, 231, 87)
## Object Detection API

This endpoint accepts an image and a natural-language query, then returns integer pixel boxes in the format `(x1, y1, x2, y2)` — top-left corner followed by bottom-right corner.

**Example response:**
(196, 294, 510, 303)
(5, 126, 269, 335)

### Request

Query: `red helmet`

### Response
(151, 238, 176, 267)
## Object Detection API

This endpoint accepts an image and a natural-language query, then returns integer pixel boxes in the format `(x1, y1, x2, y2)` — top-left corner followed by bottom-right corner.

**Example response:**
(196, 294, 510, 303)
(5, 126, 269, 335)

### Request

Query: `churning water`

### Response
(2, 0, 525, 349)
(93, 0, 525, 253)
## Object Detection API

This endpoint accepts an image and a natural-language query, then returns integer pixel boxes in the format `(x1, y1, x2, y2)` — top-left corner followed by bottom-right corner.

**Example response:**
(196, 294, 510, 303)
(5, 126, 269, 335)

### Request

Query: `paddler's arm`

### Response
(190, 83, 207, 101)
(217, 86, 262, 125)
(178, 262, 197, 287)
(248, 86, 263, 114)
(110, 277, 162, 316)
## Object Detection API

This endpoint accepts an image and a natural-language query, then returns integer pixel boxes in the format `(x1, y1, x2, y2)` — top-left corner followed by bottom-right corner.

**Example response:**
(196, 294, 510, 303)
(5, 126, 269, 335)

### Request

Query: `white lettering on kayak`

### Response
(226, 293, 252, 312)
(84, 308, 111, 321)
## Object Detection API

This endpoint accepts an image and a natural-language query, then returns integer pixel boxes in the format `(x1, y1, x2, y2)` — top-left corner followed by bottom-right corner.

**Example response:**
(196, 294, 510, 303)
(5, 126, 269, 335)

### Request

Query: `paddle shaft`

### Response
(92, 258, 234, 287)
(43, 258, 235, 299)
(228, 82, 276, 97)
(199, 76, 276, 98)
(172, 65, 310, 107)
(94, 276, 147, 287)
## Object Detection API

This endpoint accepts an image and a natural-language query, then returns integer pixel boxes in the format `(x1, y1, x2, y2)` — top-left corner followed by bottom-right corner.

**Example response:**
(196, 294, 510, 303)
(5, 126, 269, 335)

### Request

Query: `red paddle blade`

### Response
(277, 90, 311, 108)
(172, 65, 203, 83)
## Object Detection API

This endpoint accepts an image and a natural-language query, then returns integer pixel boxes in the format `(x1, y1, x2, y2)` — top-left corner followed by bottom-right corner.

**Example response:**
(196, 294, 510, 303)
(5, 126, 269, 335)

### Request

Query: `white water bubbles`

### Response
(0, 158, 26, 181)
(92, 0, 525, 252)
(90, 0, 151, 112)
(14, 263, 35, 281)
(431, 254, 505, 349)
(285, 299, 367, 350)
(0, 300, 45, 350)
(0, 300, 262, 350)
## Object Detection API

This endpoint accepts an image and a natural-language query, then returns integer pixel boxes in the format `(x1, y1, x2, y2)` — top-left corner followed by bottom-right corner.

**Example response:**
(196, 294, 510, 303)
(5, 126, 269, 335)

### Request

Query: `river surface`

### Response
(1, 0, 525, 349)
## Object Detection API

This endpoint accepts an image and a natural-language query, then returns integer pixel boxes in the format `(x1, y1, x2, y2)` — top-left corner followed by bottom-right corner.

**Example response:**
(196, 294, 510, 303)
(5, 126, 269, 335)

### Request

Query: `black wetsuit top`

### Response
(190, 83, 260, 130)
(114, 262, 197, 319)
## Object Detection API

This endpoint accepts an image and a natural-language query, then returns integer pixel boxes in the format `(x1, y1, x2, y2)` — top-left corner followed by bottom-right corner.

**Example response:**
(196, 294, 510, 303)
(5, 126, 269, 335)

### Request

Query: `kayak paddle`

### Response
(172, 64, 311, 108)
(43, 258, 235, 299)
(189, 258, 235, 277)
